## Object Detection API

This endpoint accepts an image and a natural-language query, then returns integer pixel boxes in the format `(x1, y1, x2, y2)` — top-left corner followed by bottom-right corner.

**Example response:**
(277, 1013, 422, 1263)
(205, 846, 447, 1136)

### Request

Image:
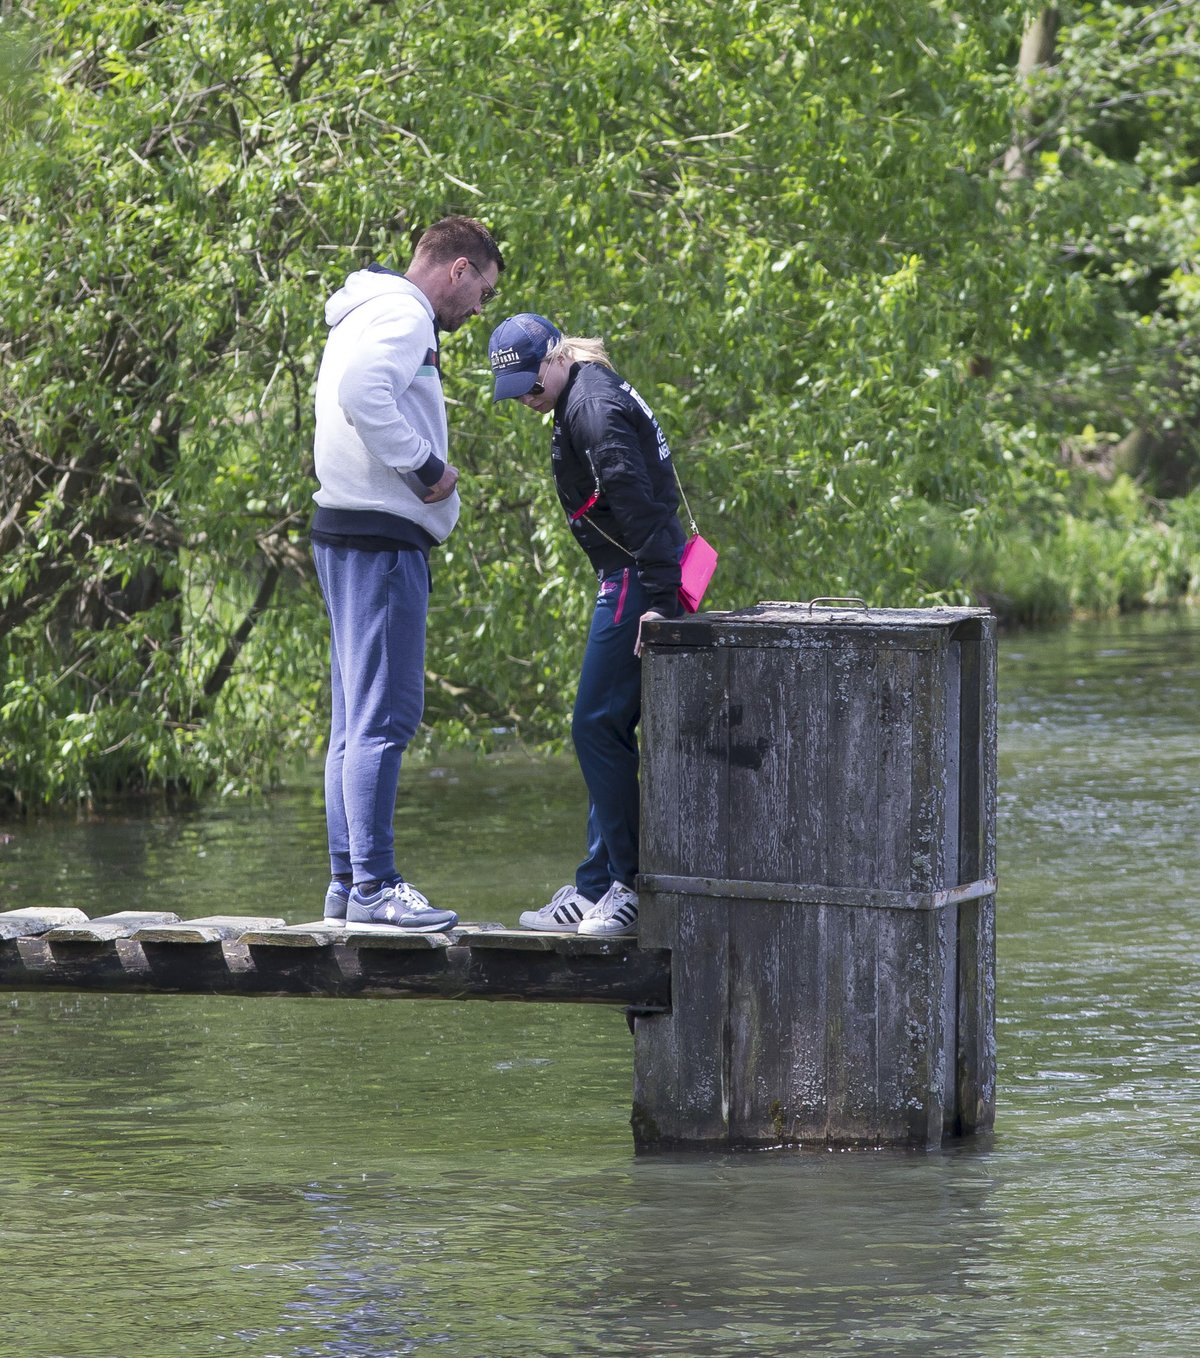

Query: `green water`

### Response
(1, 611, 1198, 1357)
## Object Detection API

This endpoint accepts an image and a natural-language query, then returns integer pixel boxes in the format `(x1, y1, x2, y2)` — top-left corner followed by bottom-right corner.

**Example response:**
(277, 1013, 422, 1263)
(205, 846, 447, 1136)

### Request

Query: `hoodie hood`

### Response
(324, 268, 435, 330)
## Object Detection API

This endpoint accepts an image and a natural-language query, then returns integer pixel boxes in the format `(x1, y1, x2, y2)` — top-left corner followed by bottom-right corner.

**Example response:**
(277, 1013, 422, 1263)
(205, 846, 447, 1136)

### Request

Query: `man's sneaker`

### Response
(323, 879, 350, 922)
(346, 879, 458, 932)
(518, 885, 594, 933)
(577, 882, 639, 937)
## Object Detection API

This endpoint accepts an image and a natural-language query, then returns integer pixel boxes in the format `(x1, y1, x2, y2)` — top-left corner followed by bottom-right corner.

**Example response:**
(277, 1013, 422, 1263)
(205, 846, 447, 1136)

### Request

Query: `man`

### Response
(312, 216, 503, 930)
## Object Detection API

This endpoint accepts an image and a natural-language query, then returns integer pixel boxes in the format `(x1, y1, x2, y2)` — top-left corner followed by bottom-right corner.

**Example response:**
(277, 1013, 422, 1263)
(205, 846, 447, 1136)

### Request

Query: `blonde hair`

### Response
(545, 335, 614, 370)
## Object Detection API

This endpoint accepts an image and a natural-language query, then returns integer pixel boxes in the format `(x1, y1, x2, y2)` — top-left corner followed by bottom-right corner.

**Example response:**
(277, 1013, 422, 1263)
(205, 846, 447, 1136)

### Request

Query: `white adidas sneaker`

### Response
(518, 885, 594, 932)
(577, 881, 639, 937)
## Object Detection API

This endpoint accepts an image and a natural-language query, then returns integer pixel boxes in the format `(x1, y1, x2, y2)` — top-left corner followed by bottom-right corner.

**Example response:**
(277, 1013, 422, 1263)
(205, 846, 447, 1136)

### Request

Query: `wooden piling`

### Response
(633, 603, 996, 1151)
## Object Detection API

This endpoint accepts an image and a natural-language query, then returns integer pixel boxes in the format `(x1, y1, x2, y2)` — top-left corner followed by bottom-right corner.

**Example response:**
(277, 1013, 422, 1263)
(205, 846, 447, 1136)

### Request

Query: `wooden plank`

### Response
(724, 645, 789, 883)
(875, 646, 916, 890)
(282, 920, 506, 939)
(956, 619, 997, 1134)
(0, 908, 88, 940)
(942, 639, 963, 886)
(981, 616, 999, 882)
(957, 637, 984, 884)
(457, 929, 558, 952)
(681, 645, 731, 881)
(882, 909, 950, 1147)
(636, 887, 676, 959)
(938, 890, 960, 1141)
(231, 926, 336, 948)
(638, 873, 996, 912)
(645, 609, 987, 654)
(822, 906, 880, 1145)
(641, 643, 731, 881)
(938, 640, 962, 1137)
(956, 892, 997, 1134)
(742, 603, 988, 628)
(669, 897, 731, 1142)
(460, 929, 640, 957)
(45, 910, 181, 943)
(324, 928, 452, 951)
(791, 641, 831, 888)
(633, 894, 730, 1146)
(872, 907, 906, 1143)
(727, 900, 785, 1144)
(908, 637, 948, 892)
(783, 901, 829, 1144)
(238, 921, 450, 950)
(639, 645, 683, 883)
(826, 640, 880, 888)
(451, 939, 670, 1008)
(133, 915, 287, 943)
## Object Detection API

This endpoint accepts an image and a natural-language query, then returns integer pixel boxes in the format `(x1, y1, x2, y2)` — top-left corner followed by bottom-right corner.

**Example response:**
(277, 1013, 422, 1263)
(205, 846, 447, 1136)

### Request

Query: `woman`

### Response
(489, 313, 686, 937)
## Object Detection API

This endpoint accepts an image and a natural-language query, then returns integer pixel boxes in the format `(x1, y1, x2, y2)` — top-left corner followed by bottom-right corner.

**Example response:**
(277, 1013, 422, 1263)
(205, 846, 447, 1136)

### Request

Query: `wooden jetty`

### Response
(1, 602, 997, 1154)
(0, 909, 669, 1009)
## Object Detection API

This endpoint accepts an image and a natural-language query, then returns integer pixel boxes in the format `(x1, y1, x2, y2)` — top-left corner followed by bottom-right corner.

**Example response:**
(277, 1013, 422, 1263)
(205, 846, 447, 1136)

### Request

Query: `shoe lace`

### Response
(545, 885, 575, 913)
(375, 879, 428, 910)
(601, 885, 634, 917)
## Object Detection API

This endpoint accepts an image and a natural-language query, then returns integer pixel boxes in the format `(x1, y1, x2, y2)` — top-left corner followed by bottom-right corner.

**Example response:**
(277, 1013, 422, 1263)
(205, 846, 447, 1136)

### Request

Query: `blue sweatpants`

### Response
(572, 566, 648, 902)
(312, 542, 428, 884)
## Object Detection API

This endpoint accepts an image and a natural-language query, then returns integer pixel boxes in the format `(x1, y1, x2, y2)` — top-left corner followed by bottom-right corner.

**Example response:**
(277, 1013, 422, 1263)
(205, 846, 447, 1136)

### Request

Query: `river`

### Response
(1, 610, 1197, 1357)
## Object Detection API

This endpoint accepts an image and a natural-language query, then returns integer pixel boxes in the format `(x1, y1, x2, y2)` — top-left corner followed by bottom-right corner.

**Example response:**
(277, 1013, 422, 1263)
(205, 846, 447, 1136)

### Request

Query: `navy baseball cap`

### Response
(489, 313, 562, 401)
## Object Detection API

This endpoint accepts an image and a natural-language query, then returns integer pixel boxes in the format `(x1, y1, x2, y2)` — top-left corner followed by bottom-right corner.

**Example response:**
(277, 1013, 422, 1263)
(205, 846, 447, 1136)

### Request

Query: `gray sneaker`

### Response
(323, 879, 350, 922)
(577, 881, 638, 937)
(346, 879, 458, 932)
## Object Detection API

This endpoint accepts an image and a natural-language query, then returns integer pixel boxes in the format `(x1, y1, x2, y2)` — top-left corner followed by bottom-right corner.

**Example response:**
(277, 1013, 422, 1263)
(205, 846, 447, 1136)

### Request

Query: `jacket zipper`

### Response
(614, 568, 630, 624)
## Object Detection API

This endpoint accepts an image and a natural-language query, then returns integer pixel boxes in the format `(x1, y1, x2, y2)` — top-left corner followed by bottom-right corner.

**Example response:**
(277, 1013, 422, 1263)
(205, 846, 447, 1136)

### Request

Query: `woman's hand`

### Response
(634, 609, 665, 658)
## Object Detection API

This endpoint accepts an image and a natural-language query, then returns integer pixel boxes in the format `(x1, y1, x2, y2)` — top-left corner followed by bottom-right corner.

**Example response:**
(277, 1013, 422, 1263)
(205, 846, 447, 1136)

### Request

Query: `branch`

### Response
(201, 564, 281, 701)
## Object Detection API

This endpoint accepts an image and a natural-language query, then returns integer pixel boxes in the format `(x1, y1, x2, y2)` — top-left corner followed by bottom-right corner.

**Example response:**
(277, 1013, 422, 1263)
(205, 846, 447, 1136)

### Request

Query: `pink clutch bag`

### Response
(678, 533, 718, 613)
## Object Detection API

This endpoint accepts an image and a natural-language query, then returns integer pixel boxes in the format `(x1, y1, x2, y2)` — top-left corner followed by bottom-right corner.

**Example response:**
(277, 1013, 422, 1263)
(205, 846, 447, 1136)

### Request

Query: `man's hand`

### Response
(634, 609, 665, 658)
(422, 464, 459, 504)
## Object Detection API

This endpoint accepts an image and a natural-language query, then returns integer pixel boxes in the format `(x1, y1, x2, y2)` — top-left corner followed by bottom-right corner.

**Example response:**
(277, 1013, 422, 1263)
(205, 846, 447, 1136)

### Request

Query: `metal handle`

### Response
(805, 596, 868, 612)
(754, 597, 871, 613)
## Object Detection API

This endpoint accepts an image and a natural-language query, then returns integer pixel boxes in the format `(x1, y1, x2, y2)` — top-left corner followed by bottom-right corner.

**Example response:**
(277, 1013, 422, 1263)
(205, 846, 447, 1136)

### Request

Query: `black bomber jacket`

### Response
(550, 362, 686, 617)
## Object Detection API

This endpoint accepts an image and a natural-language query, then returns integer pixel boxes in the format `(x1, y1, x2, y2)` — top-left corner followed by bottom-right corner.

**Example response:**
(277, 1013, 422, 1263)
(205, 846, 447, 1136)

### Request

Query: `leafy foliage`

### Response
(1, 0, 1197, 804)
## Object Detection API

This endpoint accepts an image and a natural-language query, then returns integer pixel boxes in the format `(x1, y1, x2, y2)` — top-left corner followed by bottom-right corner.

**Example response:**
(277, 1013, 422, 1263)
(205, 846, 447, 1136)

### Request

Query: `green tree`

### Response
(1004, 2, 1200, 498)
(1, 0, 1196, 805)
(957, 1, 1200, 616)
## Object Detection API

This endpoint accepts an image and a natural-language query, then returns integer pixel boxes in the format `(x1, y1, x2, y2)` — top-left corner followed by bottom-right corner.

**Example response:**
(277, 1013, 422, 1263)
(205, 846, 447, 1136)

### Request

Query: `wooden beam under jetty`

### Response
(0, 909, 671, 1010)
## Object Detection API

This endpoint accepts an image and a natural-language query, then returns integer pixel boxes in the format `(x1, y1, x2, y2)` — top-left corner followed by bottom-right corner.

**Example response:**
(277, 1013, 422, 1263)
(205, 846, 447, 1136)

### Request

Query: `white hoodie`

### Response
(312, 269, 460, 544)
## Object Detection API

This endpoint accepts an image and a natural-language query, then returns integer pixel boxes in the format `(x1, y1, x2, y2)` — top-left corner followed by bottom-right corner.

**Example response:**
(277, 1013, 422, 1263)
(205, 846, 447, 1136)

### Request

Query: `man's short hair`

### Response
(413, 216, 505, 274)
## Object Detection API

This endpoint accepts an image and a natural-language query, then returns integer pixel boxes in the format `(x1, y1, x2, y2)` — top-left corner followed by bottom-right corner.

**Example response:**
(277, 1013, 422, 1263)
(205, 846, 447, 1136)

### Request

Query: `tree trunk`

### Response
(1003, 8, 1061, 180)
